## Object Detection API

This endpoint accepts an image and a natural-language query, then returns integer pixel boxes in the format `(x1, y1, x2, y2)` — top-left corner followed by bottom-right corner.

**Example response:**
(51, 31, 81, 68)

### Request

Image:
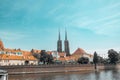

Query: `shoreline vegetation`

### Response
(0, 64, 120, 75)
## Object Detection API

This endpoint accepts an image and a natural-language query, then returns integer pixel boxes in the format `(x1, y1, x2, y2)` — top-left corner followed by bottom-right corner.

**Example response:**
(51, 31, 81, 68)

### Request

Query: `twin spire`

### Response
(59, 29, 61, 40)
(58, 29, 68, 41)
(65, 29, 67, 40)
(57, 28, 70, 56)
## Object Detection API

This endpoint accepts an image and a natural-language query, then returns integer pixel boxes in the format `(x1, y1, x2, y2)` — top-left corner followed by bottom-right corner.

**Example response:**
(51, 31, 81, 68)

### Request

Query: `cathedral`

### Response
(57, 29, 70, 56)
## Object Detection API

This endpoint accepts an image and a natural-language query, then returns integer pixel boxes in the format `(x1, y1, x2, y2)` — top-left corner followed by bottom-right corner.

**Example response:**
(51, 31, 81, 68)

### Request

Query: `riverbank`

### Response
(0, 64, 120, 75)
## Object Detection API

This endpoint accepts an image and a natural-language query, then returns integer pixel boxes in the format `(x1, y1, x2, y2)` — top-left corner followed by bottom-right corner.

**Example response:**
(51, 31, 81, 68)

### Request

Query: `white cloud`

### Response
(68, 8, 120, 36)
(69, 11, 120, 27)
(0, 31, 26, 41)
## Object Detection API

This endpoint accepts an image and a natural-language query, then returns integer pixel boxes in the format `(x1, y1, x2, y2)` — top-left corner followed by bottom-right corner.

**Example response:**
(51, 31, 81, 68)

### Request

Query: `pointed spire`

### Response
(58, 29, 61, 40)
(65, 28, 67, 40)
(57, 28, 62, 52)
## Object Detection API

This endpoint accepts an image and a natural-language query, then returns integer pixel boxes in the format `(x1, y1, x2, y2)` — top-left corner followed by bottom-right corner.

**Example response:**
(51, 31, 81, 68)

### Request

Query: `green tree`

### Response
(31, 49, 40, 59)
(97, 56, 104, 63)
(47, 54, 54, 64)
(40, 50, 48, 64)
(108, 49, 119, 64)
(93, 51, 98, 69)
(77, 57, 89, 64)
(40, 50, 54, 64)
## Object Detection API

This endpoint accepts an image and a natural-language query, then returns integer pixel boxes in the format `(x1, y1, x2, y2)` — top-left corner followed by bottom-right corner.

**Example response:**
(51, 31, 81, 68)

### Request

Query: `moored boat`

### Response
(0, 70, 8, 80)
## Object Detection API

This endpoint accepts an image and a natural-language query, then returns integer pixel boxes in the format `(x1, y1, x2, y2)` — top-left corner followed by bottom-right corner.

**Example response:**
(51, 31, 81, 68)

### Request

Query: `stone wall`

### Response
(0, 64, 119, 75)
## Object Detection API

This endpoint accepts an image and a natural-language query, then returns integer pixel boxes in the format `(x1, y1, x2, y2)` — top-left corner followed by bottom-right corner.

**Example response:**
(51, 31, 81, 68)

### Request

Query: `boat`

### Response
(0, 70, 8, 80)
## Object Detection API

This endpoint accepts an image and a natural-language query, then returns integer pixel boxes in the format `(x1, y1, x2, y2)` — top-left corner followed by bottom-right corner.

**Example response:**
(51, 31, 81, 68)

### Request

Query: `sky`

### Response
(0, 0, 120, 57)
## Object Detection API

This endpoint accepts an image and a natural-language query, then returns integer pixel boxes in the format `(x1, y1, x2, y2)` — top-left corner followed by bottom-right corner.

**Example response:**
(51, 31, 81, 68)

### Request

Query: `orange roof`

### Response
(47, 51, 52, 55)
(0, 40, 39, 61)
(57, 56, 75, 62)
(0, 54, 37, 61)
(23, 56, 37, 60)
(0, 48, 2, 51)
(32, 49, 41, 53)
(1, 48, 32, 56)
(65, 56, 75, 61)
(21, 50, 32, 56)
(4, 48, 19, 52)
(71, 48, 86, 60)
(58, 57, 66, 61)
(0, 54, 23, 60)
(58, 52, 66, 57)
(72, 48, 86, 56)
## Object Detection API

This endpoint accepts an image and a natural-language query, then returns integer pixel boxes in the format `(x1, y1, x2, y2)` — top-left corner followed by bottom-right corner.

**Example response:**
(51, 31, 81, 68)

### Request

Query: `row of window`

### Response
(0, 51, 22, 55)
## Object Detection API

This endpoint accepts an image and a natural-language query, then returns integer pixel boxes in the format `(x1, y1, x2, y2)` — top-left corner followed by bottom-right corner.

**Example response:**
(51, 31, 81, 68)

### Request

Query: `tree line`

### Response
(78, 49, 120, 65)
(31, 49, 120, 65)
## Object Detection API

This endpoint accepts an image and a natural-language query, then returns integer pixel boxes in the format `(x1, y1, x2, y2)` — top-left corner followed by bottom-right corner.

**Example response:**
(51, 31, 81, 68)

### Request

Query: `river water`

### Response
(9, 70, 120, 80)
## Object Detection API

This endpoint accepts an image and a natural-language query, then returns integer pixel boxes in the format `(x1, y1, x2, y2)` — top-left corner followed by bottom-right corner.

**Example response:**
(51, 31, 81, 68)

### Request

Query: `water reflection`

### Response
(9, 70, 120, 80)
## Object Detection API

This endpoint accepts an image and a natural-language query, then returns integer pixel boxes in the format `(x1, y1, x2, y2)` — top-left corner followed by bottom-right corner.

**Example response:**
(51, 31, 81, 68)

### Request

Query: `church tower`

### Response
(64, 29, 70, 56)
(57, 30, 62, 52)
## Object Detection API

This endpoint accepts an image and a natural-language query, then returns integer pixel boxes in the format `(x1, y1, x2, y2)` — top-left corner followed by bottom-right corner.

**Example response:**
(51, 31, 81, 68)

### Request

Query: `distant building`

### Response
(0, 39, 38, 66)
(64, 29, 70, 56)
(51, 51, 59, 60)
(71, 48, 93, 62)
(57, 29, 70, 56)
(57, 30, 62, 53)
(55, 29, 93, 62)
(0, 54, 37, 66)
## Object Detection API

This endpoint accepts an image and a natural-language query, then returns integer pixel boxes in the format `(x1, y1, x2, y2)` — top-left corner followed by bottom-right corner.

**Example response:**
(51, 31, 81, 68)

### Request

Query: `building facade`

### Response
(0, 39, 38, 66)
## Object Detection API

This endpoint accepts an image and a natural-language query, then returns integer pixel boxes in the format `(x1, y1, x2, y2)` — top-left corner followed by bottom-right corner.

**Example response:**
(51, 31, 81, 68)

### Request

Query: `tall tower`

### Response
(57, 29, 62, 52)
(64, 29, 70, 56)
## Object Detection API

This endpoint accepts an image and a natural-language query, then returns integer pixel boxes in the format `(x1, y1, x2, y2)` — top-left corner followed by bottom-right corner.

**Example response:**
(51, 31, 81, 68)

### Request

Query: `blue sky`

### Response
(0, 0, 120, 56)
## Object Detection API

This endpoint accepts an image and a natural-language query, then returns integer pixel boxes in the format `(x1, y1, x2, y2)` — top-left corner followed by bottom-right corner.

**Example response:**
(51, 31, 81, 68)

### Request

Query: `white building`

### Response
(51, 51, 59, 60)
(83, 54, 93, 62)
(0, 54, 38, 66)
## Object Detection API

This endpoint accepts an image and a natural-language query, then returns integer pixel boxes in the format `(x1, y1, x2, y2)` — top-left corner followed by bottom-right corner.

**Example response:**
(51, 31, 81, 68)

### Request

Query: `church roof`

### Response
(72, 48, 86, 56)
(71, 48, 93, 61)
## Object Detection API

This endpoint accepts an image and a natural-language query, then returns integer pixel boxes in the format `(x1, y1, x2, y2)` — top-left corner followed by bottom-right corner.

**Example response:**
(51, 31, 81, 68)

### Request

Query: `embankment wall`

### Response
(0, 64, 119, 75)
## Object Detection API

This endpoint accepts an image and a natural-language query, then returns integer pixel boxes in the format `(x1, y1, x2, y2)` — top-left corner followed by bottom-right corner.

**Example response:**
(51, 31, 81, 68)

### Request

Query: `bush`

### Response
(77, 57, 89, 64)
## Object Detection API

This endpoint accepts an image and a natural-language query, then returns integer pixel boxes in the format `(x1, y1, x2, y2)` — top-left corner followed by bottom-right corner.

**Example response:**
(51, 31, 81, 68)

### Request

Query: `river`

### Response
(9, 70, 120, 80)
